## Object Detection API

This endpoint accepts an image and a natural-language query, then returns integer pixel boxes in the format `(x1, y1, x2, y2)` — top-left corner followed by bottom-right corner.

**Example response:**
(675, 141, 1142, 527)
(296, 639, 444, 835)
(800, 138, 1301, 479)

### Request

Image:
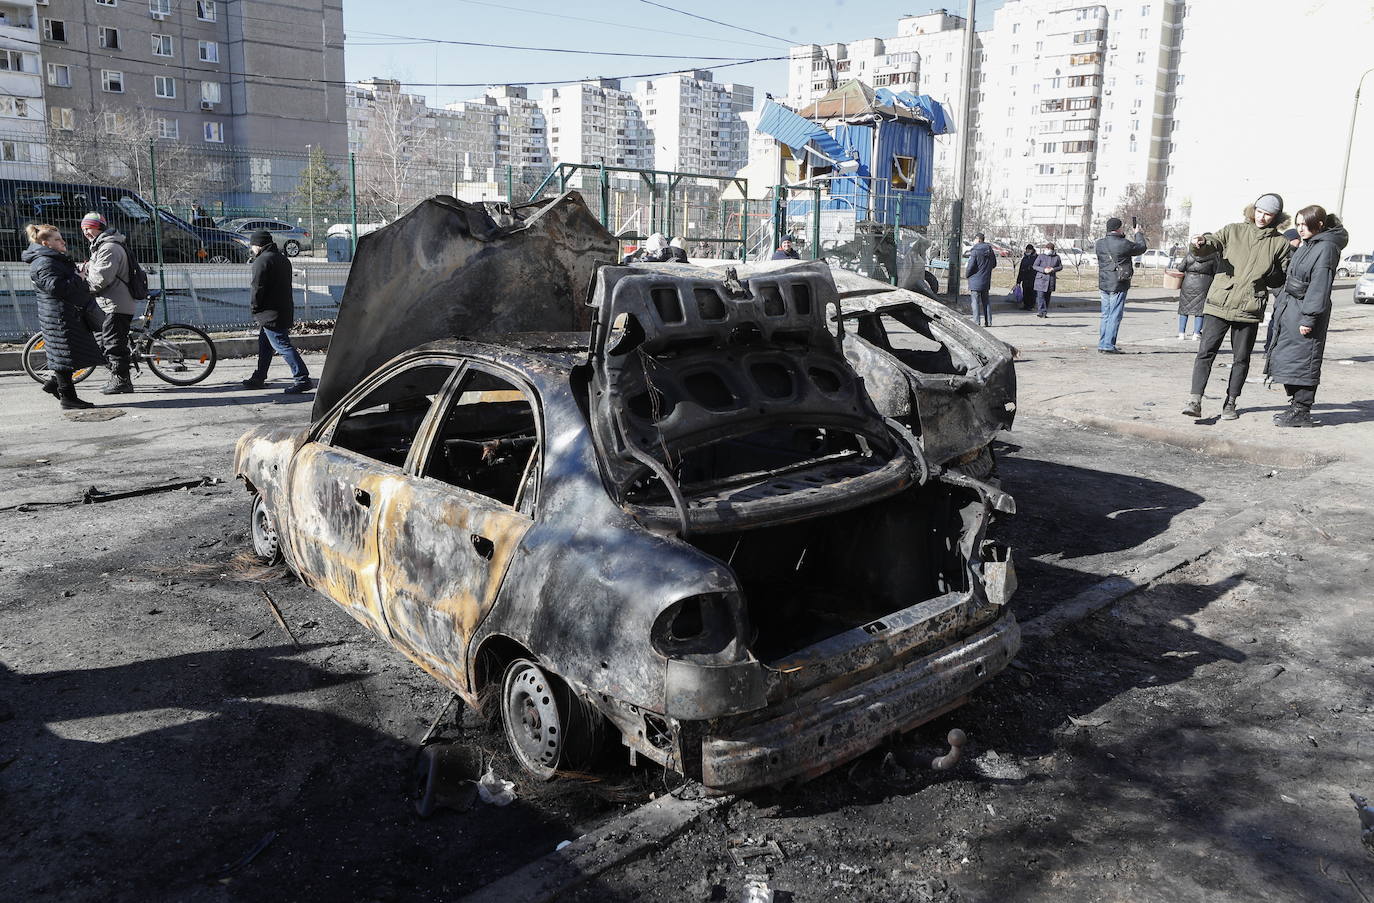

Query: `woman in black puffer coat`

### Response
(1265, 205, 1347, 427)
(23, 223, 103, 409)
(1176, 251, 1216, 340)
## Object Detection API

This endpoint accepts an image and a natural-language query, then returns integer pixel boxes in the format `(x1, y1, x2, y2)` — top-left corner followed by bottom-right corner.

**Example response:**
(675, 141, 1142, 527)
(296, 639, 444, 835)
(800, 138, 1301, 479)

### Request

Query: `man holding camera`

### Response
(1094, 216, 1148, 353)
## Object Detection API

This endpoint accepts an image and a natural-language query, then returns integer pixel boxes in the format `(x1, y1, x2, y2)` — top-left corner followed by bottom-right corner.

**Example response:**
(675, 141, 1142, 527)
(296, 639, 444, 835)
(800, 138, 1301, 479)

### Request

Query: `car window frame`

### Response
(411, 358, 545, 515)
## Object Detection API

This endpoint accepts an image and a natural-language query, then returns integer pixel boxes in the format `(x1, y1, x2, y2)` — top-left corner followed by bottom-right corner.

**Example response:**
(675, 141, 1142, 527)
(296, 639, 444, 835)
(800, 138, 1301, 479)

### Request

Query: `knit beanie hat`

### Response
(1105, 216, 1123, 232)
(81, 211, 106, 230)
(1255, 193, 1283, 215)
(249, 229, 274, 246)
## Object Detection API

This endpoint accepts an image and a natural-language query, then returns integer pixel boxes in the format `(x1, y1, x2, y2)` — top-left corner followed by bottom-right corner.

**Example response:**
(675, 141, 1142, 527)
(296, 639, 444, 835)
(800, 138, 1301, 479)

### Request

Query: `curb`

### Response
(1048, 410, 1337, 469)
(461, 793, 730, 903)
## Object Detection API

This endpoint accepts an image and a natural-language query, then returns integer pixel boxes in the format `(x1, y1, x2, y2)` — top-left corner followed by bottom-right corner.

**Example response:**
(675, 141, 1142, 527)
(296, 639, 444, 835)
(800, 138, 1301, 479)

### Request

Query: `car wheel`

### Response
(209, 252, 234, 264)
(283, 240, 300, 257)
(501, 658, 603, 781)
(1337, 268, 1350, 278)
(924, 271, 940, 296)
(250, 493, 282, 564)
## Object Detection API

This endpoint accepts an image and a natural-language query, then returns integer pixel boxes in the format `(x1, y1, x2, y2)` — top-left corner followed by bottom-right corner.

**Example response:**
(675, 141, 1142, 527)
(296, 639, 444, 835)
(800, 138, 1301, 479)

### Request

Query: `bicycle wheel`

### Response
(22, 333, 98, 385)
(146, 324, 217, 385)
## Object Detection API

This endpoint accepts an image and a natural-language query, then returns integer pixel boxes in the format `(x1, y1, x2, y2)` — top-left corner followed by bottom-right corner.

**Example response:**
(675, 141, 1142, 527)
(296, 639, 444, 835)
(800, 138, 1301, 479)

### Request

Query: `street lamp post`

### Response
(305, 145, 316, 257)
(1336, 66, 1374, 216)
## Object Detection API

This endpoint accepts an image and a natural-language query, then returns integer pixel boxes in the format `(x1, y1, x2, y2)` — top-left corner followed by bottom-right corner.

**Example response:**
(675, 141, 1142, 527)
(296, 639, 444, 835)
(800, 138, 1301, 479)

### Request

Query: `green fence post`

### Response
(148, 139, 167, 323)
(892, 198, 902, 285)
(506, 164, 514, 205)
(811, 187, 821, 260)
(599, 161, 609, 228)
(349, 152, 358, 256)
(739, 198, 747, 261)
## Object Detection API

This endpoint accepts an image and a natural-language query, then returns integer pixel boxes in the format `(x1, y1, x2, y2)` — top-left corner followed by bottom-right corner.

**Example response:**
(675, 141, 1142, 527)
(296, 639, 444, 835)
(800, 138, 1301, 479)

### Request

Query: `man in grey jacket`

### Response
(1093, 217, 1147, 353)
(80, 211, 136, 394)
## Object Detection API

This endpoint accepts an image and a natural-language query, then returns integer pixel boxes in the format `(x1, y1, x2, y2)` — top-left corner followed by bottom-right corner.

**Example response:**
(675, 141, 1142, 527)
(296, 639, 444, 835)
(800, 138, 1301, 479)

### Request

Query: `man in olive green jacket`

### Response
(1181, 193, 1292, 420)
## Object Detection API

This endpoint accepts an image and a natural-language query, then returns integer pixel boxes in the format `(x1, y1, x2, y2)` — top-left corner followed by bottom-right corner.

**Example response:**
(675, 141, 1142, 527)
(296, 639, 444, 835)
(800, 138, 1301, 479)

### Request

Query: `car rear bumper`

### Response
(698, 610, 1019, 792)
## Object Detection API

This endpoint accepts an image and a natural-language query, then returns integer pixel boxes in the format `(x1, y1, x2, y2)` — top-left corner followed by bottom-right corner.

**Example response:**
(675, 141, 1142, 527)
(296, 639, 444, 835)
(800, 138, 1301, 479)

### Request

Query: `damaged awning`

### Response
(875, 89, 952, 135)
(756, 100, 852, 166)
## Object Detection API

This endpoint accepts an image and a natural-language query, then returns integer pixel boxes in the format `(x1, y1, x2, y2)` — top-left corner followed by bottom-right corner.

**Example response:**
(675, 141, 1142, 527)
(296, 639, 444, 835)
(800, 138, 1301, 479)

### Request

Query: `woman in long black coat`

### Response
(1032, 242, 1063, 318)
(1176, 251, 1215, 340)
(1265, 205, 1347, 427)
(1015, 244, 1037, 310)
(23, 223, 102, 409)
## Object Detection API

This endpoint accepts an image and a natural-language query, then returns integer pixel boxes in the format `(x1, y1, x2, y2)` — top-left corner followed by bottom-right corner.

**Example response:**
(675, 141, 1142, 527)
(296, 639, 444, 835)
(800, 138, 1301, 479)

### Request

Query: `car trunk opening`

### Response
(688, 477, 986, 664)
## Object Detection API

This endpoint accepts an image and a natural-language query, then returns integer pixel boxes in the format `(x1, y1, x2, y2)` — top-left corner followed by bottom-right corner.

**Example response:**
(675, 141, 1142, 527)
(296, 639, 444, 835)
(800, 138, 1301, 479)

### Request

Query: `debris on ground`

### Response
(478, 768, 517, 806)
(1353, 793, 1374, 856)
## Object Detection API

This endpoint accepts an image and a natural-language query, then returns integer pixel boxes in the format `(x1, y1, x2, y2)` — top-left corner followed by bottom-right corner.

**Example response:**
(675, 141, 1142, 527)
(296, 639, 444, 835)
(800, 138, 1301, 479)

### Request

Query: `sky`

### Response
(342, 1, 1005, 109)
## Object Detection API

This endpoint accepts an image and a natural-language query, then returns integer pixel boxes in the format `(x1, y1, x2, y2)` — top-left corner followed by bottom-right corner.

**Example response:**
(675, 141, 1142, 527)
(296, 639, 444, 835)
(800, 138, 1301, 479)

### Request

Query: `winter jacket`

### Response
(24, 243, 105, 372)
(1095, 230, 1147, 292)
(1193, 204, 1292, 324)
(1177, 251, 1217, 317)
(668, 246, 689, 263)
(1032, 253, 1063, 293)
(85, 230, 138, 316)
(1265, 218, 1348, 387)
(770, 247, 800, 260)
(249, 241, 294, 331)
(1016, 252, 1037, 289)
(964, 242, 996, 292)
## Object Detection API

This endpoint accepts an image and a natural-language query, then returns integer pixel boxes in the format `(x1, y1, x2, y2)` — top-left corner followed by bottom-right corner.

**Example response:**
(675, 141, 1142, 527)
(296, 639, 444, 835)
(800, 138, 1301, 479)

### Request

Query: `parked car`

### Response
(1354, 262, 1374, 303)
(327, 220, 387, 241)
(1136, 248, 1173, 268)
(159, 209, 251, 263)
(235, 194, 1020, 793)
(1337, 253, 1371, 278)
(220, 217, 313, 257)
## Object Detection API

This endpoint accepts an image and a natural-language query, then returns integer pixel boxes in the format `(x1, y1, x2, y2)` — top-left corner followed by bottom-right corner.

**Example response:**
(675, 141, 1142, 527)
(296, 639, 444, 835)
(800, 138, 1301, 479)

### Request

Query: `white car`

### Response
(327, 221, 388, 240)
(1337, 253, 1371, 278)
(1355, 262, 1374, 304)
(1135, 248, 1173, 268)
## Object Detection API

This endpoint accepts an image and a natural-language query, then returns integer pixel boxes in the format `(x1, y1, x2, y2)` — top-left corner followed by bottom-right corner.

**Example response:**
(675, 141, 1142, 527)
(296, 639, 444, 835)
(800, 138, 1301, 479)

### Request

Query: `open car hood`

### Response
(587, 260, 920, 534)
(313, 191, 617, 418)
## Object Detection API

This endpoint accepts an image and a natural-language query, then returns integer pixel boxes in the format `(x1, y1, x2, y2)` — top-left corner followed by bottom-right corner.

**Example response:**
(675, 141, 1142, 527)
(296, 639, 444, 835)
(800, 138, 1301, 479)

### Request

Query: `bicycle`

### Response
(22, 290, 218, 387)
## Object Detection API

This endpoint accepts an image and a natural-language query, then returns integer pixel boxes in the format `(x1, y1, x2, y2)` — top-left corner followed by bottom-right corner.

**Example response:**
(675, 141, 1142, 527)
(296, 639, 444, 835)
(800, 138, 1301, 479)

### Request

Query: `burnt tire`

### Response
(249, 493, 282, 564)
(924, 271, 940, 296)
(501, 658, 604, 781)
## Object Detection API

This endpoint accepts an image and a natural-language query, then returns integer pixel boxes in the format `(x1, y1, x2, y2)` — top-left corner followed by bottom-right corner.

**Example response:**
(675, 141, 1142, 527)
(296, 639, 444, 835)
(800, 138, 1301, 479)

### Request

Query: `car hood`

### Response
(312, 191, 618, 418)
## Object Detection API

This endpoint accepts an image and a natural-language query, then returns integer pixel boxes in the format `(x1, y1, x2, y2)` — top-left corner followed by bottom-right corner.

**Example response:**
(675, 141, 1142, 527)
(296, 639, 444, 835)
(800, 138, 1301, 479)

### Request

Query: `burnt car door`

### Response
(372, 363, 537, 695)
(287, 360, 461, 637)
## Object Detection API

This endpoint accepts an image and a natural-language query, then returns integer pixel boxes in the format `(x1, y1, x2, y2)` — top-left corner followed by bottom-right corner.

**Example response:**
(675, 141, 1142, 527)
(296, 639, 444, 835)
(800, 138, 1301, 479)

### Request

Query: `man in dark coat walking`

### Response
(241, 230, 312, 394)
(1094, 217, 1147, 353)
(964, 233, 996, 326)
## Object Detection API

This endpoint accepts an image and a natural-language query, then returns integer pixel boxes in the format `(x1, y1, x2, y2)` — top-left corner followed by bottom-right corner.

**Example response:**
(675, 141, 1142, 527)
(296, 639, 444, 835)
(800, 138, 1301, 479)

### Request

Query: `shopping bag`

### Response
(1011, 284, 1023, 304)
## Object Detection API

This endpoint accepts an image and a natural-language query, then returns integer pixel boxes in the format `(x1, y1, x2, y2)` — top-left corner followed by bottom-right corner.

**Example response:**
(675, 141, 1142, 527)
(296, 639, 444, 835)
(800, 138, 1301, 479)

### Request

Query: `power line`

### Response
(632, 0, 795, 45)
(345, 32, 772, 61)
(443, 0, 782, 51)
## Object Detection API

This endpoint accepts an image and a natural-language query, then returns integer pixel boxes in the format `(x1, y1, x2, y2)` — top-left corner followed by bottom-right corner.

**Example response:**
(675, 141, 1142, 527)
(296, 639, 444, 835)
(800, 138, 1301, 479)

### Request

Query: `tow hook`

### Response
(931, 728, 967, 771)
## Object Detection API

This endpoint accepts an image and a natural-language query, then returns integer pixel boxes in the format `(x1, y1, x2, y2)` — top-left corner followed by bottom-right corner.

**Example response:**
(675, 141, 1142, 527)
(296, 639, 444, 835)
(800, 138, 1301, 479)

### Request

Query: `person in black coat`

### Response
(1032, 242, 1063, 318)
(1264, 205, 1348, 427)
(241, 230, 312, 394)
(771, 237, 800, 260)
(1093, 217, 1148, 352)
(964, 233, 996, 326)
(23, 224, 103, 409)
(1015, 245, 1037, 310)
(1176, 251, 1216, 340)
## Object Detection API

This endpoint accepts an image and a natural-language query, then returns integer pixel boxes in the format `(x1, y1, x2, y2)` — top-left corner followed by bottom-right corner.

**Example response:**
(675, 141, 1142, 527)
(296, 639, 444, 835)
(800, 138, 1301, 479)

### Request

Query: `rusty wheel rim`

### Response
(502, 660, 561, 780)
(250, 495, 280, 563)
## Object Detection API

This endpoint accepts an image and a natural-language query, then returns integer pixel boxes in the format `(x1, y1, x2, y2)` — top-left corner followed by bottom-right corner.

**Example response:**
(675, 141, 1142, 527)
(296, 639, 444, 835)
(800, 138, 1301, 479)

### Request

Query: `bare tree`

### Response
(354, 83, 442, 219)
(1106, 181, 1168, 238)
(47, 108, 216, 205)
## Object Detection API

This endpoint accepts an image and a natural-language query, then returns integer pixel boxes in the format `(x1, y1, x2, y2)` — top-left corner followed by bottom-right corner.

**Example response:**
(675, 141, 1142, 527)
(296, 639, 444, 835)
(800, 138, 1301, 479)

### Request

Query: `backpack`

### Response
(119, 249, 149, 300)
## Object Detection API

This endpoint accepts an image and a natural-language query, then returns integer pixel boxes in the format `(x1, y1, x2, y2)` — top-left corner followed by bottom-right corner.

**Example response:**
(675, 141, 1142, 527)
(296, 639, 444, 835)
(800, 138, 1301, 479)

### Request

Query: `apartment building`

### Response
(0, 0, 48, 174)
(632, 70, 752, 177)
(37, 0, 345, 151)
(787, 11, 978, 186)
(541, 79, 651, 176)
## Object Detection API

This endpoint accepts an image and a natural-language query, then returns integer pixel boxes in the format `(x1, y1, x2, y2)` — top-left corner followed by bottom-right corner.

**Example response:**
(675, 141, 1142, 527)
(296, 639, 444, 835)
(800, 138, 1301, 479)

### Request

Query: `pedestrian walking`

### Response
(1032, 242, 1063, 318)
(965, 233, 996, 327)
(241, 230, 312, 394)
(79, 211, 137, 395)
(1015, 244, 1037, 310)
(23, 224, 103, 410)
(771, 237, 800, 260)
(1176, 250, 1216, 340)
(1094, 217, 1147, 353)
(1264, 205, 1347, 427)
(1181, 193, 1292, 420)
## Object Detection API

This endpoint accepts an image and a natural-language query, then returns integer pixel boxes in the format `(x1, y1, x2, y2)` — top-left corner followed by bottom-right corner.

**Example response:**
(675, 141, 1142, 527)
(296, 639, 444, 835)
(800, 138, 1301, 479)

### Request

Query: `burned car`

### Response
(235, 194, 1019, 793)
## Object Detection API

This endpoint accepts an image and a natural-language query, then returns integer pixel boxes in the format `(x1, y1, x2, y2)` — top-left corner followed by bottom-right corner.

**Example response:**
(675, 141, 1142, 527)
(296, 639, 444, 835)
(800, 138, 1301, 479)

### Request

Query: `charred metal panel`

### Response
(313, 192, 617, 419)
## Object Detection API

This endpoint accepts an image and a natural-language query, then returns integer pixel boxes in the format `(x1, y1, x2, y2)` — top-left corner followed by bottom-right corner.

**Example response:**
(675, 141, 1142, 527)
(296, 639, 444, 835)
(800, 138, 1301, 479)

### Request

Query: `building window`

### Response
(155, 75, 176, 98)
(1141, 4, 1151, 14)
(890, 155, 917, 191)
(47, 63, 71, 87)
(49, 106, 74, 130)
(0, 50, 31, 72)
(196, 0, 215, 21)
(198, 40, 218, 62)
(201, 81, 221, 104)
(0, 140, 32, 162)
(152, 33, 173, 57)
(149, 0, 171, 15)
(99, 26, 120, 49)
(203, 121, 223, 143)
(42, 19, 65, 41)
(156, 117, 178, 139)
(103, 111, 127, 130)
(101, 69, 124, 93)
(95, 0, 117, 5)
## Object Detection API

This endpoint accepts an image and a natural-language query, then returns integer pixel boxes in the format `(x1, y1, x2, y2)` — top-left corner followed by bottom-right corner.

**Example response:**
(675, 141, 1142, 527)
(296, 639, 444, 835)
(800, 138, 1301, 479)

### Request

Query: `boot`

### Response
(1181, 395, 1202, 418)
(1220, 397, 1239, 420)
(54, 371, 94, 410)
(100, 366, 134, 395)
(1275, 407, 1317, 428)
(41, 376, 59, 397)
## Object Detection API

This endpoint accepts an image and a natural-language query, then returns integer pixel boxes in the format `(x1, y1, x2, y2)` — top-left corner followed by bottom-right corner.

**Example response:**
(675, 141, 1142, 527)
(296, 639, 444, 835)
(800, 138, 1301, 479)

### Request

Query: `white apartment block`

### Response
(0, 0, 48, 176)
(787, 11, 978, 186)
(541, 79, 651, 176)
(633, 70, 752, 177)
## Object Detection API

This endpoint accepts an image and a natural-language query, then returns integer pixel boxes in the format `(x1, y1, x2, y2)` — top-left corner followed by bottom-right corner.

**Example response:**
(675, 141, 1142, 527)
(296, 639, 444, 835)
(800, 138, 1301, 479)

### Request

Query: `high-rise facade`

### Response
(541, 79, 651, 173)
(0, 0, 49, 175)
(633, 70, 752, 177)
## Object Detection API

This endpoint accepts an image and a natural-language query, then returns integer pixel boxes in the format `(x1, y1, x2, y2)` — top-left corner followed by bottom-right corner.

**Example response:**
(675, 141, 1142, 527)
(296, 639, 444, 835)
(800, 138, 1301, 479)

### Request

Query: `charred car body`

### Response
(235, 193, 1020, 792)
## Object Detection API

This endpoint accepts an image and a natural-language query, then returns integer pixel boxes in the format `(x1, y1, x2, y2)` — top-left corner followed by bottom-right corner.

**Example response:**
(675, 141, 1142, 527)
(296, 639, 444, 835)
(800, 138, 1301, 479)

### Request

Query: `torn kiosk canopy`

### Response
(587, 260, 926, 534)
(313, 191, 617, 418)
